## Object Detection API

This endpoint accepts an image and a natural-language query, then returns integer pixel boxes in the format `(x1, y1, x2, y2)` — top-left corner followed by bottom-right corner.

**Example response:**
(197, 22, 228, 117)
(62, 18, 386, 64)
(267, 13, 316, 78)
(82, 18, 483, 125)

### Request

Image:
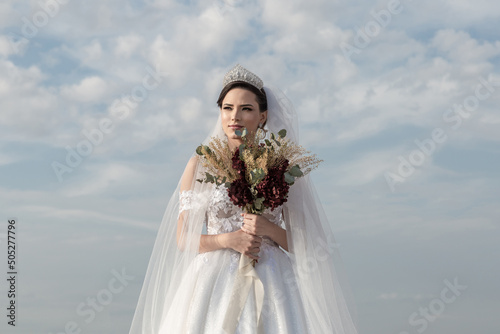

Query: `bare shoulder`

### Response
(180, 156, 200, 191)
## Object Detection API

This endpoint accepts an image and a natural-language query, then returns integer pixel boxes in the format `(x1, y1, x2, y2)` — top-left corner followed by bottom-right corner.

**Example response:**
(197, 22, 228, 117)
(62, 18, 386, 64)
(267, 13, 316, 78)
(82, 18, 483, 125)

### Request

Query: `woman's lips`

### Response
(229, 125, 243, 129)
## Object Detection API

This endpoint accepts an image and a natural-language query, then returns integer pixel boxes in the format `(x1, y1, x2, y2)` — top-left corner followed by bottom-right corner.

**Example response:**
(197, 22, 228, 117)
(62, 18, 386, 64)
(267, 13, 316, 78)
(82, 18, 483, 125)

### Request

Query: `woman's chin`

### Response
(226, 137, 243, 148)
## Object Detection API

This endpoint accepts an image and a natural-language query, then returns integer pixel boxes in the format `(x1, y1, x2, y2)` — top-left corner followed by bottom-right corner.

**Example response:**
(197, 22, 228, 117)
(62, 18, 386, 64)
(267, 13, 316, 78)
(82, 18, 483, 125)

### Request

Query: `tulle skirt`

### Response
(159, 242, 310, 334)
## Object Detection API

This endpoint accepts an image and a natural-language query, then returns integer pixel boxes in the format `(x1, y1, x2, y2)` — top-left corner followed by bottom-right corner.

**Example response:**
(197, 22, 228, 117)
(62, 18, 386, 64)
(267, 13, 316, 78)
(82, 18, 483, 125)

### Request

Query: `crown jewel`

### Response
(222, 64, 264, 90)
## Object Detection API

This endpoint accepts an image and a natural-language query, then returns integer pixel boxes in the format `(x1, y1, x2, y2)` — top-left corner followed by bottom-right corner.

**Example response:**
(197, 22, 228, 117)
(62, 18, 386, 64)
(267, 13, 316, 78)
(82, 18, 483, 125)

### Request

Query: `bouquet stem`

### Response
(243, 207, 259, 267)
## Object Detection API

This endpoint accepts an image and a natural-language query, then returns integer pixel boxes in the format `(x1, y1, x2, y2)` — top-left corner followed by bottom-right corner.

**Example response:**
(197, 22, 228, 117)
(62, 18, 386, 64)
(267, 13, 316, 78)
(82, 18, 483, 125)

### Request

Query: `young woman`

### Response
(129, 64, 358, 334)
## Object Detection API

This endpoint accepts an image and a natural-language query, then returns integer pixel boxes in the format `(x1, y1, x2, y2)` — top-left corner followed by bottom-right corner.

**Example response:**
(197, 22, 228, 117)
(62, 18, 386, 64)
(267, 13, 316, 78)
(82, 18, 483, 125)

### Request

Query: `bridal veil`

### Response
(128, 84, 359, 334)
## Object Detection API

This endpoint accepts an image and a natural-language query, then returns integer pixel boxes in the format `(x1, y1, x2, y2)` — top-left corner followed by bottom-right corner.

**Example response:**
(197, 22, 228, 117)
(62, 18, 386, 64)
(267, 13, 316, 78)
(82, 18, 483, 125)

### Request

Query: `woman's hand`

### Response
(221, 230, 262, 260)
(240, 213, 275, 237)
(241, 212, 289, 252)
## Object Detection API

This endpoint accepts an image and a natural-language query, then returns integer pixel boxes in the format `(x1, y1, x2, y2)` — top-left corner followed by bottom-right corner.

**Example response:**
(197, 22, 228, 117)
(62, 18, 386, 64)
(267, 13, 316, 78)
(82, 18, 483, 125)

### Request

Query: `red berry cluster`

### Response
(228, 148, 253, 207)
(231, 148, 245, 176)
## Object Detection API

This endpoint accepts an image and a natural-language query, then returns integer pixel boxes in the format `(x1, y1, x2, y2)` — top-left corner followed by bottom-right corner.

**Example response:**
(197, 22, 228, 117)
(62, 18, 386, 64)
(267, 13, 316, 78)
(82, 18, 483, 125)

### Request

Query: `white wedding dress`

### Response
(159, 184, 310, 334)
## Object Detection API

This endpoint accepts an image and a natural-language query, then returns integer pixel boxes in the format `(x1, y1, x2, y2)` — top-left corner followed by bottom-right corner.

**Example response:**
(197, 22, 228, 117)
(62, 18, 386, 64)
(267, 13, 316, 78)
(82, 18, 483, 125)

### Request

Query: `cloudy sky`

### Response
(1, 0, 499, 333)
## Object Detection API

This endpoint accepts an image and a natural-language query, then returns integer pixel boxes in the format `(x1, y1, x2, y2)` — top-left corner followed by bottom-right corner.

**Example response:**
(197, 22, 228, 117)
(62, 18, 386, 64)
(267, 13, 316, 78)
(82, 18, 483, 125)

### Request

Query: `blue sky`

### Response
(0, 0, 499, 333)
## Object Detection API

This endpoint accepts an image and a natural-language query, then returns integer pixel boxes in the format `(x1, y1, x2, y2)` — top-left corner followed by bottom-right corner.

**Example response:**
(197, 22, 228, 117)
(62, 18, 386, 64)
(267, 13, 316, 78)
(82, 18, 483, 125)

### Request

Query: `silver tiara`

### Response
(222, 64, 264, 90)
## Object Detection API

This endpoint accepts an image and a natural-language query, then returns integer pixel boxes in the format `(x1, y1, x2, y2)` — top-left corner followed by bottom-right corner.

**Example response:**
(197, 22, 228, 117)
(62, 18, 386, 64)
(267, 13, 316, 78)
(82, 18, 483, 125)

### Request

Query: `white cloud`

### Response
(19, 204, 155, 231)
(0, 1, 19, 29)
(83, 39, 102, 62)
(0, 151, 17, 166)
(114, 34, 144, 59)
(179, 97, 202, 122)
(0, 34, 16, 58)
(60, 76, 108, 103)
(0, 60, 61, 138)
(431, 29, 500, 64)
(148, 4, 255, 85)
(63, 163, 143, 197)
(332, 149, 407, 186)
(144, 0, 178, 10)
(442, 0, 500, 21)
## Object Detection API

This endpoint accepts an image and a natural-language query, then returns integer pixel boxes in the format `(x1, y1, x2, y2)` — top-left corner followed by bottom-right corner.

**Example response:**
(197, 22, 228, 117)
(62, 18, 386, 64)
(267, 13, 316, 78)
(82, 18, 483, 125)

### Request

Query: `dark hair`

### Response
(217, 81, 268, 112)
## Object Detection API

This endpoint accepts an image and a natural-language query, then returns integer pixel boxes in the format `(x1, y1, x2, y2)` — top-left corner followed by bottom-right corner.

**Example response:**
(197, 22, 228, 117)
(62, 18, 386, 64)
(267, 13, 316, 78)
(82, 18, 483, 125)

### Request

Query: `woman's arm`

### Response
(176, 156, 262, 259)
(264, 223, 288, 251)
(199, 230, 262, 261)
(176, 156, 198, 249)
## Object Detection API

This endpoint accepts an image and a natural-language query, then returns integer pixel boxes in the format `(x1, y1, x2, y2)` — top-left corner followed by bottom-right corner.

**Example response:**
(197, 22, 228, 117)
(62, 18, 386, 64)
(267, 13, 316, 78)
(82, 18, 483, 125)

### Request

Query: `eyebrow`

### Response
(223, 103, 255, 107)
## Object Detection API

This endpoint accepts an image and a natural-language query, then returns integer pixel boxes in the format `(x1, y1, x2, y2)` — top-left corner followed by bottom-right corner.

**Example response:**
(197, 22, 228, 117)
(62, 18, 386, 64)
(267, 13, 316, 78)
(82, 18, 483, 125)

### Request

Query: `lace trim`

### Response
(206, 185, 284, 234)
(178, 190, 194, 217)
(178, 186, 285, 234)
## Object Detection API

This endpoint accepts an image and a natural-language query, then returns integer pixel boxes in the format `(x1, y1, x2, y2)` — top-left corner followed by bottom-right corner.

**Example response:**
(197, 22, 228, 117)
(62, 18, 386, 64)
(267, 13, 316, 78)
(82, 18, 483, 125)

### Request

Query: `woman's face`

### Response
(220, 88, 267, 149)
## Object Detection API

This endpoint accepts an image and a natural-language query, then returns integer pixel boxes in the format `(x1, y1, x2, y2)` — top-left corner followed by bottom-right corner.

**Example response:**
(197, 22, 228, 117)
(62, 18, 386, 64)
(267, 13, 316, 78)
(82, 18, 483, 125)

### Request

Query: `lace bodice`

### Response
(179, 185, 285, 235)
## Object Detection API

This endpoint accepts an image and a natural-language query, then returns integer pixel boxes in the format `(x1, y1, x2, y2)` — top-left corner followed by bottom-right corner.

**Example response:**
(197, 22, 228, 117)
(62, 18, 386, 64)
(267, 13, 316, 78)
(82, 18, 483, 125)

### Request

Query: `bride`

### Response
(129, 64, 358, 334)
